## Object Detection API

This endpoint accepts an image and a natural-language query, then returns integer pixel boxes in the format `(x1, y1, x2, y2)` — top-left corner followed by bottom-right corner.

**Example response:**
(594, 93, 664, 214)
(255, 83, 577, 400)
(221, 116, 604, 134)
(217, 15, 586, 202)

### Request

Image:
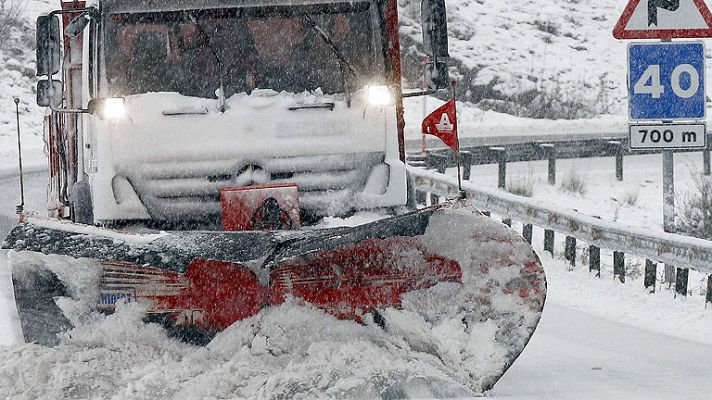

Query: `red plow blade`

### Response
(4, 201, 545, 393)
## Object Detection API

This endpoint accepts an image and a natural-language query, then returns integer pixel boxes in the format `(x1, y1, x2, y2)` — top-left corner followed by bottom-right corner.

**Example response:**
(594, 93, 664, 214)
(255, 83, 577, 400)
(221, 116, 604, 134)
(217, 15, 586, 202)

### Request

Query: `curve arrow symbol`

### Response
(649, 0, 680, 26)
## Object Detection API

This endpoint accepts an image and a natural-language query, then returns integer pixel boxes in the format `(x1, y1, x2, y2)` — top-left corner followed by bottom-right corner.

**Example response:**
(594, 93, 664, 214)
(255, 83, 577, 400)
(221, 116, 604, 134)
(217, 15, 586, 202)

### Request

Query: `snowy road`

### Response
(490, 300, 712, 400)
(0, 169, 711, 398)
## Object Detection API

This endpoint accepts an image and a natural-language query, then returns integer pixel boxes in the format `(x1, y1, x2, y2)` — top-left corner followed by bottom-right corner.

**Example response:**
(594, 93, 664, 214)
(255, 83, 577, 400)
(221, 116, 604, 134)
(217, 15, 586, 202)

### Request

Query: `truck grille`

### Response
(124, 153, 385, 221)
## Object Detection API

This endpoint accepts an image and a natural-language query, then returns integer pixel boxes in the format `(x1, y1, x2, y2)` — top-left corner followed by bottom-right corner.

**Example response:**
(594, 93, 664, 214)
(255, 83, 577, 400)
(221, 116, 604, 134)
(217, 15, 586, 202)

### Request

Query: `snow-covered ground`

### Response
(2, 167, 712, 399)
(468, 152, 705, 234)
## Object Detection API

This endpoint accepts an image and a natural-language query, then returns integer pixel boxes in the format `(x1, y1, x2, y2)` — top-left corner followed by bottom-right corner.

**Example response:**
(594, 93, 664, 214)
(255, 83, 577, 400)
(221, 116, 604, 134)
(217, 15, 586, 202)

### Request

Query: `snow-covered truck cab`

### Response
(36, 0, 450, 227)
(16, 2, 548, 380)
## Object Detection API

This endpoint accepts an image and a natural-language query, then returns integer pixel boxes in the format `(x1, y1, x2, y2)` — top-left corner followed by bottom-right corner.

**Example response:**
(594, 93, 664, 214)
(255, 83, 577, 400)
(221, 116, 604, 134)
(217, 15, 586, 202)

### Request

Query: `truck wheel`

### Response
(71, 181, 94, 225)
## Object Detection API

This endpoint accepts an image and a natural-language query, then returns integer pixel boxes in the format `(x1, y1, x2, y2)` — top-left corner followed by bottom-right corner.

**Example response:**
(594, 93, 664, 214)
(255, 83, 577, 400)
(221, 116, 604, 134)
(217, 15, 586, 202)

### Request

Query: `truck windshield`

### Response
(104, 4, 379, 98)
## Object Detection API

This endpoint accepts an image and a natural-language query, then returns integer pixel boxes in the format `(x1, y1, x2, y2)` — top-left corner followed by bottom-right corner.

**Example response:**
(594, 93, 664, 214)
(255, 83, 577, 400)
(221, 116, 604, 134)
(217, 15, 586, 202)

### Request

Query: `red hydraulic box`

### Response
(220, 184, 301, 231)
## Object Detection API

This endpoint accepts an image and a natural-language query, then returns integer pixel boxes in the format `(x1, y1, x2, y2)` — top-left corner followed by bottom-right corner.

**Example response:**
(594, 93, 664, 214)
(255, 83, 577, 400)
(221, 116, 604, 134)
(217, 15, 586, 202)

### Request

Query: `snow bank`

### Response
(0, 296, 472, 399)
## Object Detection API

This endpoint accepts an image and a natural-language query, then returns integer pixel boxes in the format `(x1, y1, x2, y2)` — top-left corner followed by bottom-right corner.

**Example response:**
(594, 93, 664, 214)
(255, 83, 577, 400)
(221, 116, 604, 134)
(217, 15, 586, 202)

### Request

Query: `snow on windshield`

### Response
(105, 5, 379, 98)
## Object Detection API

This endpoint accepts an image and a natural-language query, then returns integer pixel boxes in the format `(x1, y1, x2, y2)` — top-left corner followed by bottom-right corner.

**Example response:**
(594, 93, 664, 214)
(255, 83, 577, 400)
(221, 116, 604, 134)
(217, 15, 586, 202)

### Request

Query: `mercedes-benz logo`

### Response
(233, 164, 270, 186)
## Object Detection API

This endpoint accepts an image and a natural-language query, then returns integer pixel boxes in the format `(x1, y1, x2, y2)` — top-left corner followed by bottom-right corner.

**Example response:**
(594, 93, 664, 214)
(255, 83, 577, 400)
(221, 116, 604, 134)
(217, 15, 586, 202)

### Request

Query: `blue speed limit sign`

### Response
(628, 42, 705, 121)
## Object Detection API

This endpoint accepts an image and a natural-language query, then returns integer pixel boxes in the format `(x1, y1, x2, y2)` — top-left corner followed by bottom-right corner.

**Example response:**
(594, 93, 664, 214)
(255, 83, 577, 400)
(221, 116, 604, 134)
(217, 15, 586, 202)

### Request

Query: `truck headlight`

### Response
(88, 97, 126, 120)
(368, 85, 392, 107)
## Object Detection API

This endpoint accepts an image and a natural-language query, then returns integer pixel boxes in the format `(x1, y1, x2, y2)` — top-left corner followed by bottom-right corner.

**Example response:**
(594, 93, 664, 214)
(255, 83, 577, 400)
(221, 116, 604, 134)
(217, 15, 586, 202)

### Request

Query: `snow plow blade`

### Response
(2, 201, 545, 393)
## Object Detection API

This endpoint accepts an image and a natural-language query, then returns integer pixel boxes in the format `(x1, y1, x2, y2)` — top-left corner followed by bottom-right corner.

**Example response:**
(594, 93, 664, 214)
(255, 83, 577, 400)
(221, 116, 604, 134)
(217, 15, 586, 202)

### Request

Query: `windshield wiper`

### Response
(189, 13, 227, 112)
(303, 15, 357, 107)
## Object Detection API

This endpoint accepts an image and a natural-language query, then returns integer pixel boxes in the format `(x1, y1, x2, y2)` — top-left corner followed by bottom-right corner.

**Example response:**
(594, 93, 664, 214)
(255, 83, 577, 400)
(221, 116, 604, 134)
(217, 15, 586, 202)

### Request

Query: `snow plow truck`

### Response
(2, 0, 546, 393)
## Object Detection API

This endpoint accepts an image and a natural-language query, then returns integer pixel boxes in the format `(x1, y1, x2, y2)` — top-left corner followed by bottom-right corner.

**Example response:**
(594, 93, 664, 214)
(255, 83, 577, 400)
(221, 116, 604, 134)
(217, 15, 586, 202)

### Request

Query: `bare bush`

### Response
(623, 188, 639, 206)
(534, 20, 560, 35)
(0, 0, 26, 52)
(475, 78, 610, 120)
(506, 168, 536, 197)
(625, 259, 642, 281)
(559, 167, 587, 195)
(676, 174, 712, 239)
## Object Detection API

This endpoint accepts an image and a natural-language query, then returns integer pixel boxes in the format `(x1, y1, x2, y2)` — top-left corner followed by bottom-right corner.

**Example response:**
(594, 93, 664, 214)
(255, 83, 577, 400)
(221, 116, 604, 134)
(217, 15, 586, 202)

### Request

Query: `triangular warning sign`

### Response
(613, 0, 712, 39)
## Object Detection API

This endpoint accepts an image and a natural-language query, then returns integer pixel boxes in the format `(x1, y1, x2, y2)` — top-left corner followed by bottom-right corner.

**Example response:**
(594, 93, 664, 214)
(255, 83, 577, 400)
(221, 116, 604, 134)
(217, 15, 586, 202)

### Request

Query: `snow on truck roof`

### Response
(100, 0, 371, 14)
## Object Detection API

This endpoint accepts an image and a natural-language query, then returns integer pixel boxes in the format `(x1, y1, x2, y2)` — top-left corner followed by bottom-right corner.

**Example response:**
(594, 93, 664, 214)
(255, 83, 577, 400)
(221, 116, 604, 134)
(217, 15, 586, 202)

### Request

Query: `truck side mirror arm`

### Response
(65, 10, 96, 38)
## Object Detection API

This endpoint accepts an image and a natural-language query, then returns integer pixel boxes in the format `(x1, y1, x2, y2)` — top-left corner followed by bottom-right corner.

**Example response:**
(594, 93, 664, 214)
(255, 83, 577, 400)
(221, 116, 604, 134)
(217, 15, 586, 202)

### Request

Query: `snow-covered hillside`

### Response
(398, 0, 631, 118)
(0, 1, 52, 170)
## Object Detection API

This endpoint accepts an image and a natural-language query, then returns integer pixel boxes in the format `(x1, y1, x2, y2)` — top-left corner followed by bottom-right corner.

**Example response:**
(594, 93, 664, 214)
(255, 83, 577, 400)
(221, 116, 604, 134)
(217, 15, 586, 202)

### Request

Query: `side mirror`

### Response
(421, 0, 450, 89)
(65, 13, 90, 38)
(421, 0, 449, 59)
(37, 79, 63, 107)
(36, 15, 61, 76)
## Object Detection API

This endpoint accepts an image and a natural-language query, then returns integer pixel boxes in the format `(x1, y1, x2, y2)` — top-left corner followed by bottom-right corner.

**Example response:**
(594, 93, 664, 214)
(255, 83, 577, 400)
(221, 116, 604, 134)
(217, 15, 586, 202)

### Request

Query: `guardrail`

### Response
(409, 134, 712, 186)
(409, 166, 712, 304)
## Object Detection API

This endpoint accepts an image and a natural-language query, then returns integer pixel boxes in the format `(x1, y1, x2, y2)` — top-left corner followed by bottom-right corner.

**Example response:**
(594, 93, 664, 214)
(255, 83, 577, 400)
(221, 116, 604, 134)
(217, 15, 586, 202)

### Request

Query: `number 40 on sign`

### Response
(628, 41, 705, 121)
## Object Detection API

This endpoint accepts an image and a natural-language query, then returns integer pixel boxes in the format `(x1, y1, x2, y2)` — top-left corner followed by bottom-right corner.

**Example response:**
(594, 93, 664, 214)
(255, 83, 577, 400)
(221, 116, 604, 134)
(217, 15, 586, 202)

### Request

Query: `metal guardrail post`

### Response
(522, 224, 533, 244)
(490, 147, 507, 189)
(425, 152, 449, 174)
(705, 134, 711, 176)
(539, 144, 556, 185)
(544, 229, 554, 256)
(564, 236, 576, 266)
(644, 260, 657, 292)
(430, 192, 440, 205)
(436, 156, 448, 174)
(424, 151, 434, 170)
(589, 246, 600, 277)
(608, 141, 623, 182)
(415, 189, 427, 205)
(675, 268, 689, 297)
(613, 251, 625, 283)
(460, 151, 472, 181)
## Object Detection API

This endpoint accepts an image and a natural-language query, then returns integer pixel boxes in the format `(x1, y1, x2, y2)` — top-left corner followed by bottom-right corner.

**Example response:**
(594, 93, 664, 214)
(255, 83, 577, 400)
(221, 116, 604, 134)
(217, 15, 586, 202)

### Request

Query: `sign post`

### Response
(614, 0, 712, 289)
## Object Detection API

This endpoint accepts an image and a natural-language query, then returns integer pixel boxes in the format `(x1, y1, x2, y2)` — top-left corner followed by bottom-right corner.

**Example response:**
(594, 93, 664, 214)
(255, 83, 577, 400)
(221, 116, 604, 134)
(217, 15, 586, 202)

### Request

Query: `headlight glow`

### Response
(368, 85, 392, 106)
(101, 98, 127, 120)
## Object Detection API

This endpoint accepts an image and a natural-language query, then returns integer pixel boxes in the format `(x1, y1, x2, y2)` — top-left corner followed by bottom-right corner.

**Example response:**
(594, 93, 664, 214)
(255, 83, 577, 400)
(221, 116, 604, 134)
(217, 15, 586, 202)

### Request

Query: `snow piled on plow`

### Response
(0, 206, 544, 399)
(0, 298, 471, 399)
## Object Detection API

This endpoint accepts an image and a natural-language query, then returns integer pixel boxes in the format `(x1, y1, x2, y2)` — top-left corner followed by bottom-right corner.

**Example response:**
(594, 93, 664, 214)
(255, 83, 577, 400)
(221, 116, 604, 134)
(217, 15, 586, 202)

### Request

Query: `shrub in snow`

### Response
(506, 169, 535, 197)
(534, 20, 560, 36)
(623, 187, 640, 206)
(677, 174, 712, 240)
(559, 167, 587, 196)
(0, 1, 25, 52)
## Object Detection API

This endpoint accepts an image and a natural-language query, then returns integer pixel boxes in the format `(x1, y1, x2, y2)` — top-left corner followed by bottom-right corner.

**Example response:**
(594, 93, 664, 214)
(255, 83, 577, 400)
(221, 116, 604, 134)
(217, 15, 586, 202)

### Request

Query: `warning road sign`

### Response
(613, 0, 712, 39)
